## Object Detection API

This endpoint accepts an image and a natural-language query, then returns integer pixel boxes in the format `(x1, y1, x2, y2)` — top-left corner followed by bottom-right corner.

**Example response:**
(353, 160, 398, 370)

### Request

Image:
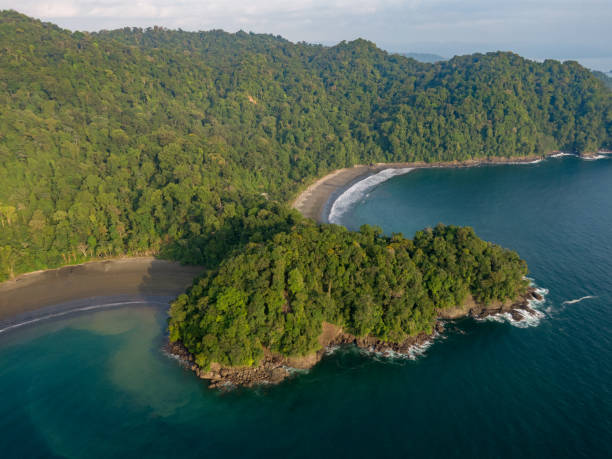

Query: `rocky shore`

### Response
(166, 287, 543, 389)
(438, 287, 544, 322)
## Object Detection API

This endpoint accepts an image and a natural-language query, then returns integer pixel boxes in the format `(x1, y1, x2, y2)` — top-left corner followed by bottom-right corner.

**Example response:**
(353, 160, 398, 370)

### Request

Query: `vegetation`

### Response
(168, 222, 529, 368)
(0, 11, 610, 280)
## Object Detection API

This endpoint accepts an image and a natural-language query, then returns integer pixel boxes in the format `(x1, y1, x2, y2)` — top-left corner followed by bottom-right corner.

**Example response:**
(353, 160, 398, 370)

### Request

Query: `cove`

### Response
(1, 156, 611, 458)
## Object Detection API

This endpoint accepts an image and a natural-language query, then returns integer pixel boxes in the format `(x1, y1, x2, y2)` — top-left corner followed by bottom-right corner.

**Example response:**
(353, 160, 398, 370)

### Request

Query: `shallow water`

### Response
(1, 156, 611, 458)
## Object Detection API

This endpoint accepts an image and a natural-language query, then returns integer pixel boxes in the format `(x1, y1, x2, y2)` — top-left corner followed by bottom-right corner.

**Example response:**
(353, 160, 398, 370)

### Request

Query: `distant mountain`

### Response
(593, 71, 612, 89)
(400, 52, 446, 63)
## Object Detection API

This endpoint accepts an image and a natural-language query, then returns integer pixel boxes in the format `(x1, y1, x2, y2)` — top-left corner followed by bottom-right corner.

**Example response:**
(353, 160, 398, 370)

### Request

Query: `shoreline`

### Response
(0, 257, 203, 324)
(291, 152, 609, 223)
(2, 150, 606, 324)
(0, 294, 178, 335)
(169, 288, 544, 388)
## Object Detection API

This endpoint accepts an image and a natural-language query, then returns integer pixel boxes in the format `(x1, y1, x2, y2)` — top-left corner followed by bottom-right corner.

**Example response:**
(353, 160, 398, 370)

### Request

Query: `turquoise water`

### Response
(1, 156, 611, 458)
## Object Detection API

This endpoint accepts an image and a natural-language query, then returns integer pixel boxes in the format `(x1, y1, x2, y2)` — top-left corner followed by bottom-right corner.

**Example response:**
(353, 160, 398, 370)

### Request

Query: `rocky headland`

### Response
(166, 287, 543, 389)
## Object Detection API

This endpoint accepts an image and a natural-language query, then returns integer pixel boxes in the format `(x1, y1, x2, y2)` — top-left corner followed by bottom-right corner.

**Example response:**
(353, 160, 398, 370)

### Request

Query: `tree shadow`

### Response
(157, 201, 306, 272)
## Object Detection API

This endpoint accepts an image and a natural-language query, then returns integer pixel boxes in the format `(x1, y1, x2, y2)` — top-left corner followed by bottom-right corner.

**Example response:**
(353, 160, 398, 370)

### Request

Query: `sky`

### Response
(2, 0, 611, 70)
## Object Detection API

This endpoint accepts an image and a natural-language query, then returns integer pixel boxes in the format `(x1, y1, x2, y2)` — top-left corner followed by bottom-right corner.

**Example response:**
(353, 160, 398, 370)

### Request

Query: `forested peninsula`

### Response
(0, 11, 608, 386)
(167, 223, 544, 387)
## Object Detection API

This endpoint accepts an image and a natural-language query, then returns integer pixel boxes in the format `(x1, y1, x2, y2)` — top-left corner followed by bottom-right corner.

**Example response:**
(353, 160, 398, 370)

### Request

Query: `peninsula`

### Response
(167, 223, 542, 387)
(0, 12, 609, 389)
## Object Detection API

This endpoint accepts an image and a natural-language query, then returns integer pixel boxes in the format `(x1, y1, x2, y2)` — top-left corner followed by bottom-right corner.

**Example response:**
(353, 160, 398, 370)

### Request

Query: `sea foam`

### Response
(582, 154, 609, 161)
(478, 282, 548, 329)
(0, 300, 168, 335)
(503, 159, 544, 165)
(562, 295, 597, 305)
(362, 332, 439, 362)
(328, 168, 413, 224)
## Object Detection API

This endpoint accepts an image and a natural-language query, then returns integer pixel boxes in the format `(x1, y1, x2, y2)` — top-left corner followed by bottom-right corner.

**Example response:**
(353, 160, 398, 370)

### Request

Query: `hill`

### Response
(167, 223, 533, 386)
(0, 10, 610, 280)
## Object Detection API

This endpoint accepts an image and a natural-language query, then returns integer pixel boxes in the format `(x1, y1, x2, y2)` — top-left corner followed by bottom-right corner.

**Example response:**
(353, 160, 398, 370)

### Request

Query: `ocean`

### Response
(1, 155, 611, 458)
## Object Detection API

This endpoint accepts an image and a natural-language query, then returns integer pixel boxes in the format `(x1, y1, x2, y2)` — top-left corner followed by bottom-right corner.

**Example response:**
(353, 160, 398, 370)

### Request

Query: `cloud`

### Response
(2, 0, 610, 61)
(7, 0, 406, 20)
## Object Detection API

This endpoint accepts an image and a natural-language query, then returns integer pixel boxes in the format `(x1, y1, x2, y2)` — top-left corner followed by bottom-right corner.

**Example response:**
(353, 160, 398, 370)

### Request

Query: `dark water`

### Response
(1, 156, 611, 458)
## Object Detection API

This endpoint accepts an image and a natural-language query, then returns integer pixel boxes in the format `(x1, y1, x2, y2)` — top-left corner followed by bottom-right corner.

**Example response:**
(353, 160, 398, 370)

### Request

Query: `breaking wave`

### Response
(504, 159, 543, 165)
(582, 154, 609, 161)
(481, 308, 545, 329)
(362, 333, 438, 362)
(0, 300, 169, 335)
(562, 295, 597, 305)
(479, 283, 548, 329)
(328, 168, 413, 224)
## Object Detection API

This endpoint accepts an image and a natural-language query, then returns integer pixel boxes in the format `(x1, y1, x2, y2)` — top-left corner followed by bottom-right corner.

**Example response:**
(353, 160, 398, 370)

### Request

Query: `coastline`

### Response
(169, 288, 544, 388)
(291, 153, 607, 223)
(4, 150, 602, 381)
(2, 150, 605, 324)
(0, 257, 202, 323)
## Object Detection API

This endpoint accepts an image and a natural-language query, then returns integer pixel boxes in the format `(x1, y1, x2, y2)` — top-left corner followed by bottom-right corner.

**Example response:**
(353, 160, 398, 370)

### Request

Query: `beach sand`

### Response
(0, 258, 202, 322)
(292, 165, 376, 221)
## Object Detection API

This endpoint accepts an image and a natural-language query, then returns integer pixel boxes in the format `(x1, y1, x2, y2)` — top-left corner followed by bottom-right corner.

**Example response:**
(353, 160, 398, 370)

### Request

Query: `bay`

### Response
(1, 156, 611, 458)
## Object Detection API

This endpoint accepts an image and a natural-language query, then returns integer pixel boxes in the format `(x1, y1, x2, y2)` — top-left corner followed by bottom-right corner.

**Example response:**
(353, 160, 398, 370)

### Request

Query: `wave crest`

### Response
(582, 154, 609, 161)
(478, 282, 548, 328)
(0, 300, 168, 335)
(562, 295, 596, 305)
(328, 168, 413, 224)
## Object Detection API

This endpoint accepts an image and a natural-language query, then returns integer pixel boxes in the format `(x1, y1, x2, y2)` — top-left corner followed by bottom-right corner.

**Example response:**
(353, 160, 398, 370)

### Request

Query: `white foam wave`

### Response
(328, 168, 413, 224)
(325, 345, 341, 355)
(478, 281, 548, 328)
(582, 154, 608, 161)
(547, 152, 610, 161)
(511, 307, 546, 328)
(562, 295, 597, 305)
(0, 300, 169, 335)
(479, 307, 545, 329)
(526, 278, 549, 294)
(503, 159, 543, 165)
(361, 333, 437, 361)
(284, 366, 310, 375)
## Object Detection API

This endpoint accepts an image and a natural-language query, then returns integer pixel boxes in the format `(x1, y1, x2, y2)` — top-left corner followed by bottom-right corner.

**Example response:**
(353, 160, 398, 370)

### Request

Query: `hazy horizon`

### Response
(1, 1, 611, 72)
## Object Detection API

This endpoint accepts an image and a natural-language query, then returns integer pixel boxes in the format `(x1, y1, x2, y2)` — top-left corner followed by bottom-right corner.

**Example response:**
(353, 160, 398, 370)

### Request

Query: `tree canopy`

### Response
(0, 10, 610, 280)
(168, 222, 529, 369)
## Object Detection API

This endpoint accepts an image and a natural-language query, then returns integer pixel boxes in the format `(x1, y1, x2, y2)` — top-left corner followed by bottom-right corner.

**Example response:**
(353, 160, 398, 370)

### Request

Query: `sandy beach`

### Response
(292, 156, 547, 222)
(0, 257, 202, 323)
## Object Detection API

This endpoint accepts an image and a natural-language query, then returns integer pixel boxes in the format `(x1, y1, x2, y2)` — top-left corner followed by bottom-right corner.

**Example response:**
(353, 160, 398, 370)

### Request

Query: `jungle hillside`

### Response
(0, 10, 611, 280)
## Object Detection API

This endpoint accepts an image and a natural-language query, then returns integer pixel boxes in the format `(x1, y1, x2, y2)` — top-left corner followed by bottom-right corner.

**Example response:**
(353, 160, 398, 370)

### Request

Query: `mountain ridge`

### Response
(0, 10, 610, 280)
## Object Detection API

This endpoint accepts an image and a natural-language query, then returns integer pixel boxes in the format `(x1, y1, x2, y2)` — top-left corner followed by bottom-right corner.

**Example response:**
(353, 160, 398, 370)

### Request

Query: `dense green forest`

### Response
(168, 223, 528, 368)
(0, 10, 611, 280)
